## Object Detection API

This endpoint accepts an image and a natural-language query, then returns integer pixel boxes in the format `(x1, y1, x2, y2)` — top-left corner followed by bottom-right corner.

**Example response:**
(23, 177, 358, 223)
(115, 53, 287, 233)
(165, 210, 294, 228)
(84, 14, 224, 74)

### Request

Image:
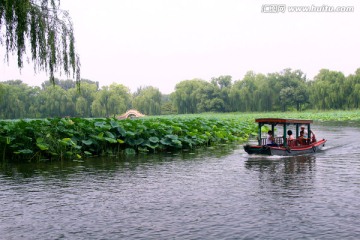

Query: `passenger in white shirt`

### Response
(266, 130, 277, 146)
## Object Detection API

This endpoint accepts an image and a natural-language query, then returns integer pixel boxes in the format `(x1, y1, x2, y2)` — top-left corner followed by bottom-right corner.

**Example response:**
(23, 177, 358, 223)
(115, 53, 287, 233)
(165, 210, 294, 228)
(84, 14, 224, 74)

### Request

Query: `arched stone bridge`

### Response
(117, 109, 145, 119)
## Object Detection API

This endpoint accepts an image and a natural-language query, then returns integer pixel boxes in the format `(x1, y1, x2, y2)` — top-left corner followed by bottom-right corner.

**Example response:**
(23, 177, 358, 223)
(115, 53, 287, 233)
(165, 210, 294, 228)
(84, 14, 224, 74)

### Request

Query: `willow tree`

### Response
(0, 0, 80, 85)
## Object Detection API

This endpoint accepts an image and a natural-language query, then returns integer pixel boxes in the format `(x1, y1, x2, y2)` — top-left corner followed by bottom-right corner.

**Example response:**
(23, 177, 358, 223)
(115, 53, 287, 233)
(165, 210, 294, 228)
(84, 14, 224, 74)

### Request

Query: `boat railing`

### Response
(260, 137, 284, 145)
(275, 137, 284, 145)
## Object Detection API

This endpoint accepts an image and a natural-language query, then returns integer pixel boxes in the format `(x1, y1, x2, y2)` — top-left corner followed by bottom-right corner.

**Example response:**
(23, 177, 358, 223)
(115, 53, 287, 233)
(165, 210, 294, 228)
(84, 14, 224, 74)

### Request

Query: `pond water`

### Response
(1, 123, 360, 240)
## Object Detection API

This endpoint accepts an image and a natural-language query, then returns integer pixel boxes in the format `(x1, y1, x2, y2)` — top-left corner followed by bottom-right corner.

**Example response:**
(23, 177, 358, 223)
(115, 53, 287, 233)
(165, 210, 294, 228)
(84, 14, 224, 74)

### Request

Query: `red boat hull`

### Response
(244, 139, 327, 156)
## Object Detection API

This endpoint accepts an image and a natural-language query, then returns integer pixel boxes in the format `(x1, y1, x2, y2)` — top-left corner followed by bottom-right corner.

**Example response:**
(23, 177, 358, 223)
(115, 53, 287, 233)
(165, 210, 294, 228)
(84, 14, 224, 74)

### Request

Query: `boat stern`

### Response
(244, 144, 272, 155)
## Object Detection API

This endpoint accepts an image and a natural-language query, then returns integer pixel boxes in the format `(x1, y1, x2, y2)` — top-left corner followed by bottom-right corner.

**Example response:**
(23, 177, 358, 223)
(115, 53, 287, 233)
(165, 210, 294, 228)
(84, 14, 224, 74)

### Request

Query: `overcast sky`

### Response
(1, 0, 359, 93)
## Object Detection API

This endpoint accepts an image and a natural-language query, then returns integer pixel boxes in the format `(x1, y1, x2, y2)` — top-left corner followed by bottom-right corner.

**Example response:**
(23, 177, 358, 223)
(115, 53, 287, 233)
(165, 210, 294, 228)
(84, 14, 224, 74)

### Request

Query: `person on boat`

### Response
(301, 126, 317, 143)
(287, 130, 295, 146)
(297, 130, 308, 145)
(266, 130, 278, 146)
(310, 130, 317, 143)
(300, 126, 308, 136)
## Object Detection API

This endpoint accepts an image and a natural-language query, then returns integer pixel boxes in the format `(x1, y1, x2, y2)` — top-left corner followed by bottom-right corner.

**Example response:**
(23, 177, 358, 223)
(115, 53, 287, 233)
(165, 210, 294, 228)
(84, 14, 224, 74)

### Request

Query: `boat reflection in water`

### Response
(245, 155, 316, 174)
(245, 155, 317, 197)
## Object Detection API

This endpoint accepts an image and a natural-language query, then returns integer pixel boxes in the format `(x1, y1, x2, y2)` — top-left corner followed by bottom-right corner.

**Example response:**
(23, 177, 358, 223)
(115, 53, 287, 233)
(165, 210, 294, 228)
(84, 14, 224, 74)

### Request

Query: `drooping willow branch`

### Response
(0, 0, 80, 87)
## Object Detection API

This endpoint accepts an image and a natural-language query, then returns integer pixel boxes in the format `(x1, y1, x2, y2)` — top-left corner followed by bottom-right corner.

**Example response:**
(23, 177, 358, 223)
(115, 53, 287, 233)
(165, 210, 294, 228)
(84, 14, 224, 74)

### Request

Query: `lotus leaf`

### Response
(104, 137, 117, 144)
(15, 149, 33, 154)
(149, 137, 159, 143)
(82, 139, 93, 145)
(125, 148, 136, 155)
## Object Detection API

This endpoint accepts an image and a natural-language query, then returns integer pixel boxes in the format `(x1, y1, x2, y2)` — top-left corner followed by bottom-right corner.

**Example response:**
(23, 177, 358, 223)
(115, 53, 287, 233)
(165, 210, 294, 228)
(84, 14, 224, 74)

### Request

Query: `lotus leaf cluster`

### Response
(0, 117, 257, 161)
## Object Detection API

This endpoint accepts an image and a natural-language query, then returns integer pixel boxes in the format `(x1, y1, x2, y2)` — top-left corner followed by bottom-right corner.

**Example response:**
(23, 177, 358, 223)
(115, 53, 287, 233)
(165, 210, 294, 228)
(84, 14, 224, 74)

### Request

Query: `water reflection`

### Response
(245, 155, 316, 197)
(245, 155, 316, 174)
(0, 144, 237, 179)
(1, 124, 360, 240)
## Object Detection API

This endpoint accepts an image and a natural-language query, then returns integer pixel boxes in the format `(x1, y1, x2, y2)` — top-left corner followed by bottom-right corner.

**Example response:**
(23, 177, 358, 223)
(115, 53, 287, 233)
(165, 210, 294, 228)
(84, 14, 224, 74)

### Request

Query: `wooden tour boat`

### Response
(244, 118, 327, 156)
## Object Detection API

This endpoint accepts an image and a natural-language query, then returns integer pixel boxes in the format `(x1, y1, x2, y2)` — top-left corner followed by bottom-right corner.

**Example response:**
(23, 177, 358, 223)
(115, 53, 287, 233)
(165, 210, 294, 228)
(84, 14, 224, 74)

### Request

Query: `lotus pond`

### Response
(2, 110, 360, 161)
(0, 116, 257, 161)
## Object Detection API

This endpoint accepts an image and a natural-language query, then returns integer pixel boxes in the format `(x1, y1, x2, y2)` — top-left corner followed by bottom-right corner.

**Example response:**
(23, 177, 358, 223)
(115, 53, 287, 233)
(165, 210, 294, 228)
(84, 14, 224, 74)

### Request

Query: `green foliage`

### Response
(0, 115, 258, 161)
(1, 110, 360, 161)
(133, 86, 162, 115)
(1, 67, 360, 118)
(170, 68, 360, 113)
(310, 69, 348, 110)
(91, 83, 131, 117)
(171, 79, 207, 114)
(0, 0, 80, 85)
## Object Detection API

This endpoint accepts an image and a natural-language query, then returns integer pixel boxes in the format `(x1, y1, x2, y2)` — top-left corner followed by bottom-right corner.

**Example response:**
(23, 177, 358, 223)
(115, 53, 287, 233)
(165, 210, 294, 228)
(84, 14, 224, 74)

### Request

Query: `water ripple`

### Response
(1, 126, 360, 239)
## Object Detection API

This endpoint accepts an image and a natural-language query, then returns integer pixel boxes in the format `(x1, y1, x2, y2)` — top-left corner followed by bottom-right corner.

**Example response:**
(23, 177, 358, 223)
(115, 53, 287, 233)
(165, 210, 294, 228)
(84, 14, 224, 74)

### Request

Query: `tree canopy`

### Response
(0, 0, 80, 85)
(1, 67, 360, 119)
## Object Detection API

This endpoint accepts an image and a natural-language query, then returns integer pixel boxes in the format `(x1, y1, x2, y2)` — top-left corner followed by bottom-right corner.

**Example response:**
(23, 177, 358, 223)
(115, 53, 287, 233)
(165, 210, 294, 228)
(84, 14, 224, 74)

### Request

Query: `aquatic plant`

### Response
(2, 110, 359, 161)
(0, 116, 257, 161)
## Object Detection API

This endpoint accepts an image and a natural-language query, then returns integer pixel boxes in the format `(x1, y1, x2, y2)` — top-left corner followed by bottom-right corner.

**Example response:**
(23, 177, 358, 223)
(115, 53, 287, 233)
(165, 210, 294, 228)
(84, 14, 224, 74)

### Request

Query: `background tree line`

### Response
(172, 68, 360, 113)
(0, 79, 163, 119)
(1, 68, 360, 119)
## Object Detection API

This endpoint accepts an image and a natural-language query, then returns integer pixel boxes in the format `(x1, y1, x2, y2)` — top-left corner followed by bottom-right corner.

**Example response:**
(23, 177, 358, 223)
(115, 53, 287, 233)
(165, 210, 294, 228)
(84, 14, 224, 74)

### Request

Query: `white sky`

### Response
(1, 0, 360, 94)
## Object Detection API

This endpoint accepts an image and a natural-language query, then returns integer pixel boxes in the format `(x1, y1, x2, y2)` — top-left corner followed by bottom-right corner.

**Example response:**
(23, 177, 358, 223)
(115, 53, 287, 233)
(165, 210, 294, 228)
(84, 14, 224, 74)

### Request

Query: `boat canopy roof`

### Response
(255, 118, 313, 125)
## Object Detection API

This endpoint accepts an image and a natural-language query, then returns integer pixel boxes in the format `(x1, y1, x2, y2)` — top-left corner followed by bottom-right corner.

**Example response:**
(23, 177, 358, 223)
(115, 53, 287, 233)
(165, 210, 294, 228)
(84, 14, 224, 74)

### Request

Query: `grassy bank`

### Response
(170, 110, 360, 122)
